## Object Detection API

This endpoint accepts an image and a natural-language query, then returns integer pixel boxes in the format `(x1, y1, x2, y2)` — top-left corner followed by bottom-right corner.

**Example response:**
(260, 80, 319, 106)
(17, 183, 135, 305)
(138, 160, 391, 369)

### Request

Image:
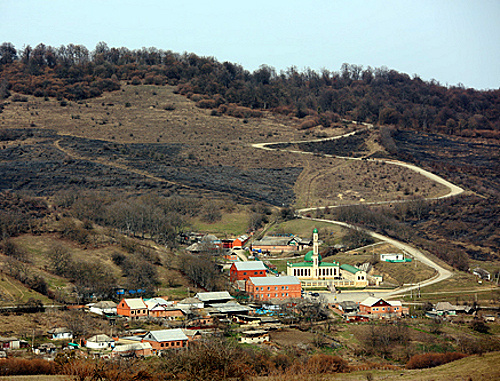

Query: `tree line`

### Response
(0, 42, 499, 137)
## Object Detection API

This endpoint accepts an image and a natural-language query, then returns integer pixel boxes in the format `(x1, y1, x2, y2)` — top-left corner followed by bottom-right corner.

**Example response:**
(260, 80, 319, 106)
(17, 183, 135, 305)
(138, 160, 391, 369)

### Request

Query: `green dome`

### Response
(313, 228, 318, 233)
(304, 250, 321, 262)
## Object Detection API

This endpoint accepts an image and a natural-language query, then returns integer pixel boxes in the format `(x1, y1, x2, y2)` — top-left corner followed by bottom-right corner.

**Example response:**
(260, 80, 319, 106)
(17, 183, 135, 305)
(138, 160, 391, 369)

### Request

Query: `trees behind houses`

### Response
(179, 253, 224, 291)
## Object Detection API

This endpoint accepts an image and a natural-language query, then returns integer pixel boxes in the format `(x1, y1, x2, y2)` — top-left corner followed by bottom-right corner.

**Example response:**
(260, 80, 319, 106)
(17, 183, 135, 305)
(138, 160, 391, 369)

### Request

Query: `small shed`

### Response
(86, 334, 115, 350)
(48, 327, 73, 340)
(239, 330, 270, 344)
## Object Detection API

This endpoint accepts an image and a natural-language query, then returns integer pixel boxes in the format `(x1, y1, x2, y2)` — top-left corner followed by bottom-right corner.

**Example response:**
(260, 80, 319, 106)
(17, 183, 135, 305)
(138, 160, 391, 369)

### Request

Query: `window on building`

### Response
(243, 272, 247, 275)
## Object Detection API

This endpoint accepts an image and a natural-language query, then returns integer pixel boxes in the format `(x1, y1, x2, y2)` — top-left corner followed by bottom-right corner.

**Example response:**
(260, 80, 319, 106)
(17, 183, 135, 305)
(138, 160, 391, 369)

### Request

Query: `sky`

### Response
(1, 1, 499, 90)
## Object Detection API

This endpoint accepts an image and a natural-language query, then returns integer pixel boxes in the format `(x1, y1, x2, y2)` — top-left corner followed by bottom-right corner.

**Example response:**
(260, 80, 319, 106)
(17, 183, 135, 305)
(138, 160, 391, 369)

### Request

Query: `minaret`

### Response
(312, 228, 319, 279)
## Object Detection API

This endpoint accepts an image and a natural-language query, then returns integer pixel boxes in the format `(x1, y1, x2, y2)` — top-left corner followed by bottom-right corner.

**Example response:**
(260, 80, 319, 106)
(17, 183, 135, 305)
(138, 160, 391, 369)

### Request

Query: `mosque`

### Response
(286, 228, 368, 289)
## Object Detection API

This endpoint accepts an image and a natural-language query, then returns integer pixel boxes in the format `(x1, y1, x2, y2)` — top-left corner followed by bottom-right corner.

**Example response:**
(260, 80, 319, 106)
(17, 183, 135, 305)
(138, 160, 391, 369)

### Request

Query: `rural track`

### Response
(53, 137, 258, 204)
(251, 124, 466, 295)
(54, 138, 188, 188)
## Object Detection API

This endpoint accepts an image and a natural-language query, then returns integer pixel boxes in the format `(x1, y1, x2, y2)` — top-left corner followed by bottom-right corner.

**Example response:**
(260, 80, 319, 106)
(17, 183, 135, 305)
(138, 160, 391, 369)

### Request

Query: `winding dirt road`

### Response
(252, 126, 465, 300)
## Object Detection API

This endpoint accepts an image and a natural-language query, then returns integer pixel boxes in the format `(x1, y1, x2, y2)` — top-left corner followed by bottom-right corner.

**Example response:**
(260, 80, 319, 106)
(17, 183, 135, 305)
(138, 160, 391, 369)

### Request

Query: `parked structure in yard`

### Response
(0, 337, 29, 350)
(112, 342, 153, 358)
(434, 301, 457, 316)
(89, 301, 117, 316)
(117, 298, 148, 318)
(380, 253, 412, 263)
(230, 261, 267, 282)
(85, 334, 114, 350)
(48, 327, 73, 340)
(239, 330, 270, 344)
(473, 267, 491, 281)
(141, 329, 188, 353)
(359, 297, 408, 318)
(246, 275, 301, 301)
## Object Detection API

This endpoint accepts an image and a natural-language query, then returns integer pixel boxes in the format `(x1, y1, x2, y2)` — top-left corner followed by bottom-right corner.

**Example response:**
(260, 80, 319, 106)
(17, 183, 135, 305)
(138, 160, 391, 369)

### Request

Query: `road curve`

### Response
(301, 216, 452, 298)
(252, 125, 463, 296)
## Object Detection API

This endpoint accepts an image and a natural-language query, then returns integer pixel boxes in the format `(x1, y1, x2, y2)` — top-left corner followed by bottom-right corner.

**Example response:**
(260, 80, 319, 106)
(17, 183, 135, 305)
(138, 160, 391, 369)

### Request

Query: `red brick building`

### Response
(245, 276, 301, 301)
(141, 329, 188, 353)
(230, 261, 267, 282)
(116, 298, 148, 318)
(359, 297, 408, 317)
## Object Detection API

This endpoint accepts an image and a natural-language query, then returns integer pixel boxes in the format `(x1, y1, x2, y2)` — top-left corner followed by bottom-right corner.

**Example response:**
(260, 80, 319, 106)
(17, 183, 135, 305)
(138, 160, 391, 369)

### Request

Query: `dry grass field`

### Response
(0, 84, 450, 208)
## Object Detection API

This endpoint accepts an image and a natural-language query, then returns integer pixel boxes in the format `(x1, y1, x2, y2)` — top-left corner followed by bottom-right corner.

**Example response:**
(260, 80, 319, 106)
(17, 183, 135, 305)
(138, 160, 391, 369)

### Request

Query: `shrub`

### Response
(0, 358, 59, 375)
(406, 352, 467, 369)
(196, 99, 217, 109)
(304, 354, 348, 374)
(299, 118, 319, 130)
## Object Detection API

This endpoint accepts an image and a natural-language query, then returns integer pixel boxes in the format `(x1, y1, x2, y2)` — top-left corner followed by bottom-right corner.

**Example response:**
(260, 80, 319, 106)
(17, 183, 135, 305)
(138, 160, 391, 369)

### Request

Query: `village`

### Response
(1, 228, 496, 363)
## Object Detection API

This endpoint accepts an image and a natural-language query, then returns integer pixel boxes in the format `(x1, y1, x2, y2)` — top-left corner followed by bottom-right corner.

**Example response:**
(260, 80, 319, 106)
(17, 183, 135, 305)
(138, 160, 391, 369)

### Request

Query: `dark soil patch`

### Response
(0, 128, 301, 205)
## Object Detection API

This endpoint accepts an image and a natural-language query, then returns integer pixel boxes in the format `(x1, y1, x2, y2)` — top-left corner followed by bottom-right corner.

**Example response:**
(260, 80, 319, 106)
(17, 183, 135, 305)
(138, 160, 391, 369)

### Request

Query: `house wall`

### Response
(246, 280, 301, 301)
(288, 266, 340, 280)
(230, 266, 266, 282)
(117, 300, 148, 318)
(142, 339, 187, 351)
(239, 335, 269, 344)
(86, 341, 113, 350)
(341, 270, 368, 287)
(359, 302, 405, 317)
(251, 244, 299, 254)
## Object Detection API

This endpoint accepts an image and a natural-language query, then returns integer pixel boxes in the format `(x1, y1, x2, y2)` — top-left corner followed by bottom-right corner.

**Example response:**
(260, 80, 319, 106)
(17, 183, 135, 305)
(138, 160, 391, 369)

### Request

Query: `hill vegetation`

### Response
(0, 41, 499, 138)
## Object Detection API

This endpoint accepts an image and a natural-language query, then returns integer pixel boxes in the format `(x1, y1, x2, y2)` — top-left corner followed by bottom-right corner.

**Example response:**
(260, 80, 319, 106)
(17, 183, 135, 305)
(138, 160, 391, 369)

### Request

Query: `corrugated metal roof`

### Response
(123, 298, 147, 309)
(113, 342, 152, 352)
(360, 297, 382, 307)
(233, 261, 267, 271)
(195, 292, 233, 302)
(249, 276, 300, 286)
(144, 329, 188, 342)
(87, 334, 113, 343)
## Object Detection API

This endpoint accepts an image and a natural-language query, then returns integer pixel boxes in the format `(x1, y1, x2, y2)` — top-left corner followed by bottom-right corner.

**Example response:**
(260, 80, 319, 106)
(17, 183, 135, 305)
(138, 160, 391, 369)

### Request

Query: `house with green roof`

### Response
(340, 264, 368, 287)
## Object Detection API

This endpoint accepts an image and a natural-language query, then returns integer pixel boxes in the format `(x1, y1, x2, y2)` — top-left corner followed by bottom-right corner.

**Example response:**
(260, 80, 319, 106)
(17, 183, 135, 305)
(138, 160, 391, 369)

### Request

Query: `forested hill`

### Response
(1, 42, 499, 137)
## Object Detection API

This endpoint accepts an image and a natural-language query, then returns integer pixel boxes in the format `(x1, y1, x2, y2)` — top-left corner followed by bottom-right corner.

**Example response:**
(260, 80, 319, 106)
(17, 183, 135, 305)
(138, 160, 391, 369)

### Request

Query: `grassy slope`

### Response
(0, 85, 451, 207)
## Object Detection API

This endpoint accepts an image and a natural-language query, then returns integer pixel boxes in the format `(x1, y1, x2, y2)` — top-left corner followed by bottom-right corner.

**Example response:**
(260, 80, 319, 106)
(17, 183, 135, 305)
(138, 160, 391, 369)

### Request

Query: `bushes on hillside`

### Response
(406, 352, 467, 369)
(0, 358, 59, 376)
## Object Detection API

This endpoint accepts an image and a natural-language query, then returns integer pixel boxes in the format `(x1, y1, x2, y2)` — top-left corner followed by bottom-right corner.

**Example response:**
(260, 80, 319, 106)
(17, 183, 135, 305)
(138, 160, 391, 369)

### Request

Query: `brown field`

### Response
(0, 85, 450, 207)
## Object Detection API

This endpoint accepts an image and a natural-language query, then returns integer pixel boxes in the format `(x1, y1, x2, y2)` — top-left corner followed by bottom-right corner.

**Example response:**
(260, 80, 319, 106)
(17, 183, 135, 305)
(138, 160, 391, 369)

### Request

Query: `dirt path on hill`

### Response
(54, 138, 185, 187)
(252, 125, 465, 295)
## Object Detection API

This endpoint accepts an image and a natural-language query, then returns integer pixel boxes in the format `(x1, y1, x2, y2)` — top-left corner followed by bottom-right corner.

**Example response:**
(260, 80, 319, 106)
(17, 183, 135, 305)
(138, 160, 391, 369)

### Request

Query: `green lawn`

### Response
(191, 212, 250, 236)
(268, 219, 346, 240)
